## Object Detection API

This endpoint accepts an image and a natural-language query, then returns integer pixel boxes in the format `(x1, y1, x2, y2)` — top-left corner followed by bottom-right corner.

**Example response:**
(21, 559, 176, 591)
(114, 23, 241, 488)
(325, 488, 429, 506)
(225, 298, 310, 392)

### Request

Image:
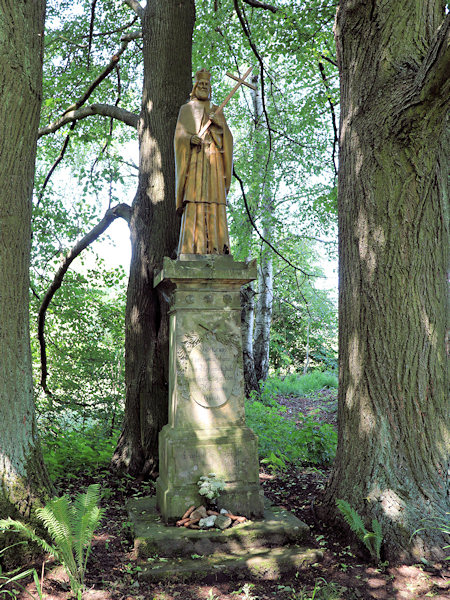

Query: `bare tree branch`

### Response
(233, 0, 273, 164)
(121, 30, 143, 42)
(30, 285, 40, 301)
(38, 104, 138, 137)
(118, 158, 139, 171)
(233, 167, 318, 278)
(267, 124, 314, 149)
(91, 67, 123, 184)
(318, 61, 338, 178)
(274, 294, 312, 319)
(37, 122, 77, 206)
(87, 0, 98, 68)
(42, 27, 140, 128)
(45, 18, 139, 48)
(38, 203, 132, 395)
(63, 52, 122, 114)
(88, 17, 139, 38)
(124, 0, 145, 18)
(38, 23, 141, 197)
(242, 0, 278, 12)
(321, 54, 338, 68)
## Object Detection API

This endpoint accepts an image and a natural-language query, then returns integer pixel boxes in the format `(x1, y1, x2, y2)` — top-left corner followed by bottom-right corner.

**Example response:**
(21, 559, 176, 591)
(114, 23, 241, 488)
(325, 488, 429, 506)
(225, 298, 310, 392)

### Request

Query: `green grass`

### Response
(246, 370, 338, 469)
(261, 371, 337, 401)
(245, 400, 337, 467)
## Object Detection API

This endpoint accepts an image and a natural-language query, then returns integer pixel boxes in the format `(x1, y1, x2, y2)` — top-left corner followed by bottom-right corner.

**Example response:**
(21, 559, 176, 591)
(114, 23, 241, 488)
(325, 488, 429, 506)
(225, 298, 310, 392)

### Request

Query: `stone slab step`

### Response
(137, 546, 324, 582)
(127, 496, 310, 559)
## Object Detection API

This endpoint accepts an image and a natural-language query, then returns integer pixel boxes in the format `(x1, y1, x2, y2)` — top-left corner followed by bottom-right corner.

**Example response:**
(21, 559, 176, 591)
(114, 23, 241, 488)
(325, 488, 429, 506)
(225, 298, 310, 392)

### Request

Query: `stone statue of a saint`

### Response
(175, 69, 233, 256)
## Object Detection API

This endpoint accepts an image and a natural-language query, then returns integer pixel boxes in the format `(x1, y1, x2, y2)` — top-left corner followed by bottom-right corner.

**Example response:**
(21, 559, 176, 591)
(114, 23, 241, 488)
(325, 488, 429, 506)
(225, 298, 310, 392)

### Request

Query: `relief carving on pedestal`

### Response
(176, 323, 243, 408)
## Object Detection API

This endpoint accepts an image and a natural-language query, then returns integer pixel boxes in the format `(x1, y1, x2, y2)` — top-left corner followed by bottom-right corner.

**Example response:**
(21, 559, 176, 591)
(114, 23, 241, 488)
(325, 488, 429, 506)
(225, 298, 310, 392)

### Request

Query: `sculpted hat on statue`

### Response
(195, 68, 211, 81)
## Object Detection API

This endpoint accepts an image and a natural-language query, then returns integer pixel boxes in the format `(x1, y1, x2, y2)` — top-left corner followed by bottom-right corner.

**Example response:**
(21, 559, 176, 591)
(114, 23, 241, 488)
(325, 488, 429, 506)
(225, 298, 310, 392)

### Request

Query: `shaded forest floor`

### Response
(8, 390, 449, 599)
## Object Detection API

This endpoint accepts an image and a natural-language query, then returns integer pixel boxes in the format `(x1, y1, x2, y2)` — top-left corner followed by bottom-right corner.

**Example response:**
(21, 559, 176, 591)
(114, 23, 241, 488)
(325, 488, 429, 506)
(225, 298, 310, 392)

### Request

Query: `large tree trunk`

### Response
(112, 0, 195, 477)
(0, 0, 51, 519)
(321, 1, 449, 561)
(252, 76, 274, 383)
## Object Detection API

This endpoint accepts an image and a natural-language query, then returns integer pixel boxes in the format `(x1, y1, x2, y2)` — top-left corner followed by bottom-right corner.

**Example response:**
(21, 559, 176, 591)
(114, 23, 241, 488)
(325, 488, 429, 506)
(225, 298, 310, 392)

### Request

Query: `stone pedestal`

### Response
(154, 255, 264, 522)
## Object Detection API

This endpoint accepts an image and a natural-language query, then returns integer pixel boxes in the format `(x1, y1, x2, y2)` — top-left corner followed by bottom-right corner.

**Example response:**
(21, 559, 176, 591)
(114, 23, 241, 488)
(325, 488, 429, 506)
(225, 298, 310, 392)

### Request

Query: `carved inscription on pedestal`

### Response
(174, 444, 238, 482)
(177, 326, 243, 408)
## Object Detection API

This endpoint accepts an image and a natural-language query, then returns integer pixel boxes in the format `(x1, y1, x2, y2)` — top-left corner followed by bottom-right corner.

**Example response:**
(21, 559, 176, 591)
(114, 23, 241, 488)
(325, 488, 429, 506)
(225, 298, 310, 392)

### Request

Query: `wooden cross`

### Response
(197, 65, 257, 138)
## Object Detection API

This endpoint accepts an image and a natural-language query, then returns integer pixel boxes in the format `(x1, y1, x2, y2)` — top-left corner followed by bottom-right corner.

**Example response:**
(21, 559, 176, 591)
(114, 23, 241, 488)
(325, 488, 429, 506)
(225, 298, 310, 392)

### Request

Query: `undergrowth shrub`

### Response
(245, 400, 337, 467)
(41, 424, 119, 481)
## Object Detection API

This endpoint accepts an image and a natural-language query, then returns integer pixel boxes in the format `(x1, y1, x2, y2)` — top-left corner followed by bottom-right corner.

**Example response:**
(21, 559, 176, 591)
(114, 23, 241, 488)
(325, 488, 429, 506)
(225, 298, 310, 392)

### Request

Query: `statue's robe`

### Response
(174, 98, 233, 255)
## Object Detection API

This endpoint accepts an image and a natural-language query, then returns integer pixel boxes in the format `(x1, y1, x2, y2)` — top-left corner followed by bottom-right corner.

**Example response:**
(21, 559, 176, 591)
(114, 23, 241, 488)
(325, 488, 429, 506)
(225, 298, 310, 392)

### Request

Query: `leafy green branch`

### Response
(37, 27, 141, 203)
(233, 167, 319, 278)
(37, 203, 131, 395)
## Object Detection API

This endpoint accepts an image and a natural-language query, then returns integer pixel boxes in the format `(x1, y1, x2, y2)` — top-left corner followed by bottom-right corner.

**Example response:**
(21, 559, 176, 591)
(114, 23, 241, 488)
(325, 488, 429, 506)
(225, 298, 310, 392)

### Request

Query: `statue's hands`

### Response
(190, 134, 202, 146)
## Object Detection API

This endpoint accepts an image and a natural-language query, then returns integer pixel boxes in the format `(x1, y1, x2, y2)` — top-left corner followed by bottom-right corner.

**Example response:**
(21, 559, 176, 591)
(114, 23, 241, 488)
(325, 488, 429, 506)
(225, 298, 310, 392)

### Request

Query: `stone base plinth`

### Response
(128, 496, 311, 559)
(127, 496, 320, 583)
(156, 425, 264, 522)
(154, 256, 264, 523)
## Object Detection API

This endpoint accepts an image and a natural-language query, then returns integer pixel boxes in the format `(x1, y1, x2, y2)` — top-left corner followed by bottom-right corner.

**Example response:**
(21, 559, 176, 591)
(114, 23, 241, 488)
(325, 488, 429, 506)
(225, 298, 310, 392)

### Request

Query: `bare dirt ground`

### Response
(4, 390, 449, 599)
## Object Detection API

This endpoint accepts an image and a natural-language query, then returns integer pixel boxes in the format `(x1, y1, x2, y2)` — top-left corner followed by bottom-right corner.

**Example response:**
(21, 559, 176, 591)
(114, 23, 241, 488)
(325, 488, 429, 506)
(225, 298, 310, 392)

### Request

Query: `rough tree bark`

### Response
(111, 0, 195, 476)
(0, 0, 51, 518)
(321, 0, 449, 561)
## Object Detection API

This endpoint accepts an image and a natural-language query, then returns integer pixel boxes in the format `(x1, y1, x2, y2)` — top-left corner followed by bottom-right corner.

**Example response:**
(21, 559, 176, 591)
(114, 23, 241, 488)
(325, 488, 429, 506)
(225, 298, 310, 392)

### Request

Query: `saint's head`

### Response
(191, 68, 211, 101)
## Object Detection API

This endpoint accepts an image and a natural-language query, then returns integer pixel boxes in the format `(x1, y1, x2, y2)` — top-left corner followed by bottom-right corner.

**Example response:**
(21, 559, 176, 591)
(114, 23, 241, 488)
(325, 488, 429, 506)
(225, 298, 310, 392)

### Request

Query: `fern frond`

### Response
(83, 506, 106, 570)
(82, 505, 105, 547)
(72, 485, 101, 528)
(72, 484, 101, 524)
(336, 500, 383, 562)
(1, 485, 104, 597)
(36, 498, 77, 576)
(363, 531, 377, 557)
(71, 484, 104, 570)
(36, 497, 72, 545)
(0, 518, 57, 559)
(371, 518, 383, 560)
(74, 506, 104, 572)
(336, 499, 366, 540)
(65, 571, 83, 598)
